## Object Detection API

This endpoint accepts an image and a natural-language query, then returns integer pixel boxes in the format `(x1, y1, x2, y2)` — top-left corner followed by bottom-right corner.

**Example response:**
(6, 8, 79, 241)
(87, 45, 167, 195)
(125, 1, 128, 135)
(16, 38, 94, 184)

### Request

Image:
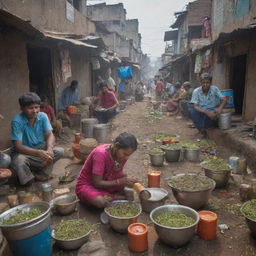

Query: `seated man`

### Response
(188, 73, 226, 135)
(135, 81, 144, 102)
(58, 80, 81, 127)
(94, 82, 119, 123)
(11, 92, 64, 185)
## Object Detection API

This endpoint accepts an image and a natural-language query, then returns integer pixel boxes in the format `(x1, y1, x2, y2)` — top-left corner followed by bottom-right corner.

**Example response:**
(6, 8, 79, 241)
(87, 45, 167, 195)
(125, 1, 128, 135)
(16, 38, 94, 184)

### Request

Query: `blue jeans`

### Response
(188, 104, 217, 132)
(94, 109, 117, 123)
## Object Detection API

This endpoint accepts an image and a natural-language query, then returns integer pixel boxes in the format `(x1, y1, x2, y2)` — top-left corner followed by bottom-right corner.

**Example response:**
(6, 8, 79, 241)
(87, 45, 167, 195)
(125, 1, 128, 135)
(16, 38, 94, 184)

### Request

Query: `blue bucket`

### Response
(221, 89, 234, 108)
(9, 226, 52, 256)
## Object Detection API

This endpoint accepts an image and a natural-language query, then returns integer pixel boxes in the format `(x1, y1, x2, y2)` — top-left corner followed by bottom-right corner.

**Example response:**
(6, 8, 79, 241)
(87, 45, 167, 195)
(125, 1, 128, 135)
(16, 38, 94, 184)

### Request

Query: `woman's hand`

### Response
(117, 176, 138, 187)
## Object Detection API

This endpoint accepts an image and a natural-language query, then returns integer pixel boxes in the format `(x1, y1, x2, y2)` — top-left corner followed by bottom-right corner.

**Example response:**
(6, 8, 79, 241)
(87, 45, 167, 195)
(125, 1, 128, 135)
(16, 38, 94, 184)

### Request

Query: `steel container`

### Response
(140, 188, 168, 213)
(184, 148, 199, 162)
(149, 152, 165, 167)
(0, 202, 51, 240)
(104, 200, 142, 233)
(50, 194, 79, 215)
(93, 124, 112, 143)
(81, 118, 98, 138)
(150, 205, 199, 247)
(201, 163, 231, 188)
(52, 229, 91, 250)
(168, 174, 216, 209)
(161, 147, 181, 162)
(218, 112, 232, 130)
(241, 201, 256, 238)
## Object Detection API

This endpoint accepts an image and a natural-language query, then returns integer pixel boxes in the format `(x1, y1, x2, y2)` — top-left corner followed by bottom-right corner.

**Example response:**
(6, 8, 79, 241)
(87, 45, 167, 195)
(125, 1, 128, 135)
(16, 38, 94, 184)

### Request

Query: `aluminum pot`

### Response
(161, 147, 181, 162)
(201, 163, 231, 188)
(150, 204, 199, 247)
(52, 229, 91, 250)
(0, 153, 11, 168)
(81, 118, 98, 138)
(218, 112, 232, 130)
(104, 200, 141, 233)
(0, 202, 51, 240)
(140, 188, 168, 213)
(168, 174, 216, 209)
(184, 148, 199, 162)
(149, 152, 165, 167)
(241, 201, 256, 238)
(93, 124, 112, 143)
(50, 194, 79, 215)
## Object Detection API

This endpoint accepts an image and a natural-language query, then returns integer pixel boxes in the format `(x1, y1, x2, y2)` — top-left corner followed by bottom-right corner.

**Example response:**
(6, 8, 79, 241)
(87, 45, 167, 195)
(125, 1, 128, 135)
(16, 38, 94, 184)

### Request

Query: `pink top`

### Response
(100, 91, 119, 109)
(76, 144, 126, 193)
(156, 81, 164, 92)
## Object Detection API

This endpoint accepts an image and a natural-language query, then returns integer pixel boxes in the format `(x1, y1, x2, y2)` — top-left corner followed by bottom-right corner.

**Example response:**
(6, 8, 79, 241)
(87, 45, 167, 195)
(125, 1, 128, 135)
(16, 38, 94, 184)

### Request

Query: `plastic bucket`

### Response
(221, 89, 234, 108)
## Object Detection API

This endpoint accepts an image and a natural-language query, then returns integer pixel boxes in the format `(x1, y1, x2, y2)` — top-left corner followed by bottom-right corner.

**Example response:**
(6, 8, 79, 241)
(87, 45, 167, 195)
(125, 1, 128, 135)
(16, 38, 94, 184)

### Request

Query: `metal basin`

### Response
(161, 147, 181, 162)
(201, 163, 231, 188)
(50, 194, 79, 215)
(0, 202, 51, 240)
(150, 205, 199, 247)
(93, 124, 112, 143)
(149, 152, 165, 167)
(184, 148, 199, 162)
(52, 229, 90, 250)
(241, 201, 256, 238)
(168, 173, 216, 209)
(140, 188, 168, 213)
(104, 200, 141, 233)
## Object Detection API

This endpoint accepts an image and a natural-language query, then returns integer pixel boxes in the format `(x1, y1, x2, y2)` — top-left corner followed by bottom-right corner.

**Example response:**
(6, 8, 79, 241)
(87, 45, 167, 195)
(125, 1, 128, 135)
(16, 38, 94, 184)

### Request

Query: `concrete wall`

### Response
(0, 31, 29, 150)
(0, 0, 90, 35)
(212, 0, 256, 40)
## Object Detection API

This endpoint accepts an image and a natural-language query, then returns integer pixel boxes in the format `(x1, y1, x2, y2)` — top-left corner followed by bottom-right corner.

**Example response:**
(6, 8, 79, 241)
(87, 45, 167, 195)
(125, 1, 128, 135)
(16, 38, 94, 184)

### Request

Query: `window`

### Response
(235, 0, 250, 18)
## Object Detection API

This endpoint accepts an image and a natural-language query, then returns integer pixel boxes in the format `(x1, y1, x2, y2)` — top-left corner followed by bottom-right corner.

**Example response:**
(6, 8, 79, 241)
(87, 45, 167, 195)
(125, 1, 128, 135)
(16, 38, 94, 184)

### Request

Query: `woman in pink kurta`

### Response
(76, 132, 137, 208)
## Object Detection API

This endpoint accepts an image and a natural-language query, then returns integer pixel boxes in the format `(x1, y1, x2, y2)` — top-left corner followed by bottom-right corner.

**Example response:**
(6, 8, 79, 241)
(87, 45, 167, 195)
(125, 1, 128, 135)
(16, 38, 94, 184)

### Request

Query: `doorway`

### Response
(27, 45, 55, 107)
(230, 55, 247, 114)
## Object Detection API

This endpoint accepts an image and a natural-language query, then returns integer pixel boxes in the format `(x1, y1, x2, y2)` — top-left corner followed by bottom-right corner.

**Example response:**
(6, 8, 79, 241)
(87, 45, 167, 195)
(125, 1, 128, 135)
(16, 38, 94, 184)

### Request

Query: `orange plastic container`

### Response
(133, 183, 145, 193)
(197, 211, 218, 240)
(72, 144, 81, 159)
(66, 105, 77, 115)
(128, 223, 148, 252)
(148, 171, 161, 187)
(74, 133, 81, 144)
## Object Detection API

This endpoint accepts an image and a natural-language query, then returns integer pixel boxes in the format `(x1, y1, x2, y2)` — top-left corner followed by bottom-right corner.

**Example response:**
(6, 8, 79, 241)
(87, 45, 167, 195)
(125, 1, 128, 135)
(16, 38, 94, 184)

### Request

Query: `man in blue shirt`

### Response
(188, 73, 226, 135)
(11, 92, 64, 185)
(58, 80, 81, 127)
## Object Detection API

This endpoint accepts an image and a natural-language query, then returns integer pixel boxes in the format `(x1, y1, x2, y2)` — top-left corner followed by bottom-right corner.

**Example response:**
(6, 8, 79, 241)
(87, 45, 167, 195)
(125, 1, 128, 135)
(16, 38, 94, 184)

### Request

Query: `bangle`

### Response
(116, 179, 120, 185)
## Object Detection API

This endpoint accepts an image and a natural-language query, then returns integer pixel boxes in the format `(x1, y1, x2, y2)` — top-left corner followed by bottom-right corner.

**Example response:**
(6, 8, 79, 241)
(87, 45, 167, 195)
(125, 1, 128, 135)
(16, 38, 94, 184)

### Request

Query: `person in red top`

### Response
(155, 79, 164, 101)
(94, 82, 119, 123)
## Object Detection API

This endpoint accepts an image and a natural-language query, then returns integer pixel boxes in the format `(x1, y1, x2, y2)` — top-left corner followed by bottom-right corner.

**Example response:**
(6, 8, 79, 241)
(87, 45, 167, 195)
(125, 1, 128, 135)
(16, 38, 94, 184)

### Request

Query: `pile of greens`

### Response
(168, 175, 213, 191)
(242, 200, 256, 221)
(105, 202, 140, 218)
(201, 158, 231, 171)
(1, 208, 43, 225)
(54, 219, 92, 240)
(155, 211, 196, 228)
(161, 144, 181, 150)
(149, 148, 164, 155)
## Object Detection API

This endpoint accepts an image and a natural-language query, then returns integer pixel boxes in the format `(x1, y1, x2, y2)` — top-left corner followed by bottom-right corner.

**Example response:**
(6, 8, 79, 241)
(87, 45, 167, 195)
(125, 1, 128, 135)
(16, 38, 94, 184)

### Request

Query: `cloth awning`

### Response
(44, 34, 98, 49)
(164, 30, 178, 41)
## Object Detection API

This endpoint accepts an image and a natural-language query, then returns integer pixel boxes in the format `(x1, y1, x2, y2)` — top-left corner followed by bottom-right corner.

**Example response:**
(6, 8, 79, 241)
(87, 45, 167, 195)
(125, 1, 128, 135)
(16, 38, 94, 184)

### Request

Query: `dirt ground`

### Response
(3, 100, 256, 256)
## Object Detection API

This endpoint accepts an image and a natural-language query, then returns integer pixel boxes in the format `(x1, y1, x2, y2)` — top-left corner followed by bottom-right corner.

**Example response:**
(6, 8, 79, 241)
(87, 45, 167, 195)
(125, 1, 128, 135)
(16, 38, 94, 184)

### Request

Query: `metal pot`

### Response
(93, 124, 112, 143)
(184, 148, 199, 162)
(104, 200, 141, 233)
(168, 174, 216, 209)
(241, 201, 256, 238)
(81, 118, 98, 138)
(218, 112, 232, 130)
(202, 165, 231, 188)
(149, 152, 165, 167)
(161, 147, 181, 162)
(0, 202, 51, 240)
(50, 194, 79, 215)
(0, 153, 11, 168)
(52, 229, 90, 250)
(150, 205, 199, 247)
(140, 188, 168, 213)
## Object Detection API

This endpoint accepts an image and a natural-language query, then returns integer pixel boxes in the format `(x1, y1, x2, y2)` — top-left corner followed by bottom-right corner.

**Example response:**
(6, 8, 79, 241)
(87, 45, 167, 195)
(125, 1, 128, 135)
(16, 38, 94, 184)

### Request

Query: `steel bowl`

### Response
(168, 173, 216, 209)
(150, 204, 199, 247)
(140, 188, 168, 213)
(160, 147, 181, 162)
(240, 201, 256, 237)
(184, 148, 199, 162)
(104, 200, 141, 233)
(50, 194, 79, 215)
(201, 162, 231, 188)
(149, 152, 165, 167)
(52, 229, 91, 250)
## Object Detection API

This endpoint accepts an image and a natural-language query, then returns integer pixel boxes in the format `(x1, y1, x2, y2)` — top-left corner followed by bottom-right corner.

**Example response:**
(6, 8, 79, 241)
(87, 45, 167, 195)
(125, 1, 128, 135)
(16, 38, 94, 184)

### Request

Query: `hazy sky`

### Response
(87, 0, 191, 57)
